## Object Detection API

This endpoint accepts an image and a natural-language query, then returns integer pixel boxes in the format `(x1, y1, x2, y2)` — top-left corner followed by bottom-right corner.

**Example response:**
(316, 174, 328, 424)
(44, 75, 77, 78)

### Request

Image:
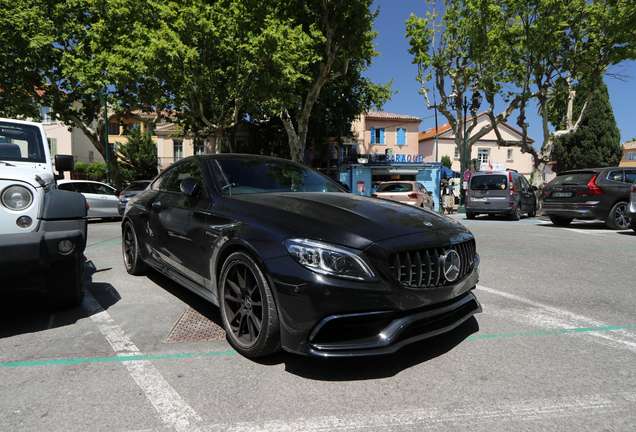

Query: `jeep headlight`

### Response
(2, 185, 33, 210)
(284, 238, 376, 280)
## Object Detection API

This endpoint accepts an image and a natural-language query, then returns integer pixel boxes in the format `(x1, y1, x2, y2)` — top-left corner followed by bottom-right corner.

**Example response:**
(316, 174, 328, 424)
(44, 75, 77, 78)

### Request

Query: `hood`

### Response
(228, 192, 469, 250)
(0, 161, 55, 188)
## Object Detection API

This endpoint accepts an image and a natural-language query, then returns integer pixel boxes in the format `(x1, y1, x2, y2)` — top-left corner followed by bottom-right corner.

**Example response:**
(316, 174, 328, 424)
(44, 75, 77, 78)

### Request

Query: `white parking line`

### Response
(83, 292, 203, 432)
(477, 285, 636, 353)
(201, 392, 630, 431)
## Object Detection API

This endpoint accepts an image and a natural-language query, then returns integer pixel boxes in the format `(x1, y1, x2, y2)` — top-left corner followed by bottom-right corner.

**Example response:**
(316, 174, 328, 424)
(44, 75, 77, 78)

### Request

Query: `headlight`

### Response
(2, 185, 33, 210)
(284, 238, 376, 280)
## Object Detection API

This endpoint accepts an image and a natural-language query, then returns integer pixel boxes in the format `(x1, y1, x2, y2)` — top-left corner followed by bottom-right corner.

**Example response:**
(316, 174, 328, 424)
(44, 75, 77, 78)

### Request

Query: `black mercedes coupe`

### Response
(121, 154, 481, 358)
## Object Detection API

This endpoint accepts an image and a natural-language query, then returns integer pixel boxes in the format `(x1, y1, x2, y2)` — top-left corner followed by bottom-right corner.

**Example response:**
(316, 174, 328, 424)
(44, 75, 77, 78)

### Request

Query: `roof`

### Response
(622, 141, 636, 150)
(364, 111, 422, 122)
(418, 112, 535, 143)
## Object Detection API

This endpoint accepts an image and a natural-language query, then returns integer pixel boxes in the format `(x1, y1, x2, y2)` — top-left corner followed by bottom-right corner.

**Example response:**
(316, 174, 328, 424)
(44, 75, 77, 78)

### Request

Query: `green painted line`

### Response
(0, 350, 237, 369)
(467, 325, 636, 340)
(3, 325, 636, 369)
(480, 247, 636, 255)
(85, 239, 122, 254)
(86, 236, 121, 248)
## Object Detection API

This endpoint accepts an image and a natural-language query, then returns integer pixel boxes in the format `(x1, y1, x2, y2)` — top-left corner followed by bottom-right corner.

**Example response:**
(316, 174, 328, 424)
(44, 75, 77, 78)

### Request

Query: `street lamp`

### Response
(96, 87, 110, 186)
(448, 90, 482, 213)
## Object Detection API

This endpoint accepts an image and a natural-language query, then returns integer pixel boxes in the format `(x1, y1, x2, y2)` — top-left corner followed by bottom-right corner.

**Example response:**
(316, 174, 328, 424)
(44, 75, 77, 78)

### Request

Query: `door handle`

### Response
(152, 201, 161, 209)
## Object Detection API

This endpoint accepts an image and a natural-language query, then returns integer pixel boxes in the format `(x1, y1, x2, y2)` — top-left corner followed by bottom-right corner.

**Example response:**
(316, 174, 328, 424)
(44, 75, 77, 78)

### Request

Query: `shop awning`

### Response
(440, 166, 460, 179)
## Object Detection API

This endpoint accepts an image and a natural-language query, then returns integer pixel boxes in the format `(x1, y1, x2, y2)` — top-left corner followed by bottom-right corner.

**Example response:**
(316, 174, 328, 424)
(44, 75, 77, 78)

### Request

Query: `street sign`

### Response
(464, 171, 472, 181)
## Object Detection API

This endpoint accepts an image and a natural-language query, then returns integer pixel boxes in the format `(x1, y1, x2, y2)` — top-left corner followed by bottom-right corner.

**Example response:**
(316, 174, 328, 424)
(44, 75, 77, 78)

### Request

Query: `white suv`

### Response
(1, 118, 87, 308)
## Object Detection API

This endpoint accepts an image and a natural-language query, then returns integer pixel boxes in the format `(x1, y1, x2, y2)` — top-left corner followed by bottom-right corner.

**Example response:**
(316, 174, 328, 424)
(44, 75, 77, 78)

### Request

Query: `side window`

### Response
(58, 183, 74, 192)
(73, 183, 93, 194)
(625, 170, 636, 184)
(608, 170, 624, 182)
(513, 174, 522, 191)
(151, 168, 172, 191)
(91, 183, 116, 195)
(164, 161, 204, 193)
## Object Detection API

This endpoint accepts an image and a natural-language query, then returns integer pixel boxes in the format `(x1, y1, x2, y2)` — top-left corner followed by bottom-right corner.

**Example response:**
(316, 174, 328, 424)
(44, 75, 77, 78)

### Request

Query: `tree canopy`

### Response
(552, 82, 623, 172)
(406, 0, 635, 186)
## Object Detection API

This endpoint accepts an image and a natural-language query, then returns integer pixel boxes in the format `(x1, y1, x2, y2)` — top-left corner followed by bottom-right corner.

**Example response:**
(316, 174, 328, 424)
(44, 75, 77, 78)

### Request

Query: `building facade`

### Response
(418, 112, 535, 178)
(619, 141, 636, 167)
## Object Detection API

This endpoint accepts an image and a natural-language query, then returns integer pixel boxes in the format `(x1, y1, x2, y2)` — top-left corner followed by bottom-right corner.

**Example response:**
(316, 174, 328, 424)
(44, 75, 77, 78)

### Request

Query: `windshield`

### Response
(0, 122, 47, 163)
(210, 157, 344, 195)
(470, 175, 507, 191)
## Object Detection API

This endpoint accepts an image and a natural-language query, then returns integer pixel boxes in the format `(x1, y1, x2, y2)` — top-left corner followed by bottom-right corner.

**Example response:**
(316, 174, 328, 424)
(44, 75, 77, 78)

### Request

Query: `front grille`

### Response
(388, 239, 476, 288)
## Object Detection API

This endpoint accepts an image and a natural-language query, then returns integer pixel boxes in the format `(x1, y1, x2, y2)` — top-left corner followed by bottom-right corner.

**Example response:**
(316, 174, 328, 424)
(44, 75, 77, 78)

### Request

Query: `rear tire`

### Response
(46, 255, 84, 309)
(631, 217, 636, 234)
(550, 215, 573, 226)
(219, 251, 281, 358)
(605, 201, 629, 230)
(509, 205, 521, 221)
(122, 221, 149, 275)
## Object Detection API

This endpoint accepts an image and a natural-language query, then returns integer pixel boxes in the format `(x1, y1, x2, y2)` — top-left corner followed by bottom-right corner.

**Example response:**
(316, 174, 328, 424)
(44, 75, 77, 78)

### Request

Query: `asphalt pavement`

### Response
(1, 214, 635, 431)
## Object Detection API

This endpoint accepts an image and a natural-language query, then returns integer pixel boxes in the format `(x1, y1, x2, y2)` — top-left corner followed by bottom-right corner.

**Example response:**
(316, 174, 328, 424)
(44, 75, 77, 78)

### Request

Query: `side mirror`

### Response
(427, 191, 433, 196)
(180, 177, 202, 198)
(532, 185, 538, 191)
(54, 154, 75, 181)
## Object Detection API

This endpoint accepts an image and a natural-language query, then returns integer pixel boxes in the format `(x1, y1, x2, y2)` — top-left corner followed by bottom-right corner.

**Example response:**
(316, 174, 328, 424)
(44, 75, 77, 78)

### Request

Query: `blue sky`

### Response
(365, 1, 636, 148)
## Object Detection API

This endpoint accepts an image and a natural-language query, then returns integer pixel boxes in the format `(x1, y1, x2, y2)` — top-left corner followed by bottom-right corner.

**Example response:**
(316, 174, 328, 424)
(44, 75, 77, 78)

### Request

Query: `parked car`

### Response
(1, 118, 86, 308)
(626, 183, 636, 233)
(57, 180, 120, 219)
(371, 181, 435, 210)
(122, 154, 481, 358)
(465, 169, 537, 220)
(118, 180, 151, 215)
(542, 167, 636, 229)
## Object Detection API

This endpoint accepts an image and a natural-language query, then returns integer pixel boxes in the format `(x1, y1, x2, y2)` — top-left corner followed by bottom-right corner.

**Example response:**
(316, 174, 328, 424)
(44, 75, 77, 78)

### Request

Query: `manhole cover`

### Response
(166, 307, 226, 343)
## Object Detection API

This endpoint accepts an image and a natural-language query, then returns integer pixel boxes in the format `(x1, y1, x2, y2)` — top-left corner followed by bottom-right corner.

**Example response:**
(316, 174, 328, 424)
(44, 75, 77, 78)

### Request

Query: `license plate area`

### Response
(552, 192, 573, 198)
(472, 197, 487, 202)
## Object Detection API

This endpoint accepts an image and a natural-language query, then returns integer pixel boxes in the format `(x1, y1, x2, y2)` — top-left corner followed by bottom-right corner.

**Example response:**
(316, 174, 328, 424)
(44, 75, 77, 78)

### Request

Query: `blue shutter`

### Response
(380, 128, 385, 145)
(370, 127, 376, 144)
(397, 128, 406, 146)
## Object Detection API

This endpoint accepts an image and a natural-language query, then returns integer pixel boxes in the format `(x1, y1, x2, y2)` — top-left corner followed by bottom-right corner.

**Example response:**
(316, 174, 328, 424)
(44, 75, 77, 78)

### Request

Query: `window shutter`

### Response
(370, 127, 376, 144)
(380, 128, 385, 144)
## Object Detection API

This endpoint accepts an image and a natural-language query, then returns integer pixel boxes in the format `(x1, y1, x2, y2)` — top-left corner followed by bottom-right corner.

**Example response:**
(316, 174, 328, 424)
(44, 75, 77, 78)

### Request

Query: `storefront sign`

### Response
(372, 154, 425, 164)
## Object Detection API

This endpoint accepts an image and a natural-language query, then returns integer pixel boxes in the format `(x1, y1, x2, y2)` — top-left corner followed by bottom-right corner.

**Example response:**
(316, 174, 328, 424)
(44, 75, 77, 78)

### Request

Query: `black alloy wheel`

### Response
(122, 221, 148, 275)
(605, 201, 629, 230)
(219, 251, 281, 358)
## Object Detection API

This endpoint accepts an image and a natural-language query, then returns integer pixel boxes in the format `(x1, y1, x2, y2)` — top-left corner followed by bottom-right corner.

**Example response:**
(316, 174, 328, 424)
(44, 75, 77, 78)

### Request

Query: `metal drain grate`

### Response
(166, 307, 226, 343)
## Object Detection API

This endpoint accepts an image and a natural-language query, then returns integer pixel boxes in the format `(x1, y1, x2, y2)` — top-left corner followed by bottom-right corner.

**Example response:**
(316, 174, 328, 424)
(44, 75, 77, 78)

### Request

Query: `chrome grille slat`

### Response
(388, 239, 476, 289)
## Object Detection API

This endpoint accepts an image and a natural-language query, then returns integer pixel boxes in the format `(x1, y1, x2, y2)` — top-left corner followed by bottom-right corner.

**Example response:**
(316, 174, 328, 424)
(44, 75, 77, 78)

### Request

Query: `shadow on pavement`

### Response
(0, 257, 121, 339)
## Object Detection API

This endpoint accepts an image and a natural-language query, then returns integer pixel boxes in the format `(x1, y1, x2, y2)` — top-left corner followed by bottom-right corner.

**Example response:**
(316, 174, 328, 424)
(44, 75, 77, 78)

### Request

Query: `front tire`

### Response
(122, 221, 149, 275)
(219, 251, 281, 358)
(605, 201, 629, 230)
(466, 211, 476, 219)
(46, 255, 84, 309)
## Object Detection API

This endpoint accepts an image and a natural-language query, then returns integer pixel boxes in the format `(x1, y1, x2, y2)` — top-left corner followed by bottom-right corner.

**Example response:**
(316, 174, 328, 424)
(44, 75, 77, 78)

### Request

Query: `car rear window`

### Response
(469, 175, 507, 191)
(376, 183, 413, 192)
(548, 172, 596, 186)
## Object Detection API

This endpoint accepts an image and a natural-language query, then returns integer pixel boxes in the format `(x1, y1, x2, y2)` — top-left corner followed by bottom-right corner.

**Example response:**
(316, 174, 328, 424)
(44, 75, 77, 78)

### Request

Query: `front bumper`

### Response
(265, 253, 481, 357)
(0, 219, 86, 289)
